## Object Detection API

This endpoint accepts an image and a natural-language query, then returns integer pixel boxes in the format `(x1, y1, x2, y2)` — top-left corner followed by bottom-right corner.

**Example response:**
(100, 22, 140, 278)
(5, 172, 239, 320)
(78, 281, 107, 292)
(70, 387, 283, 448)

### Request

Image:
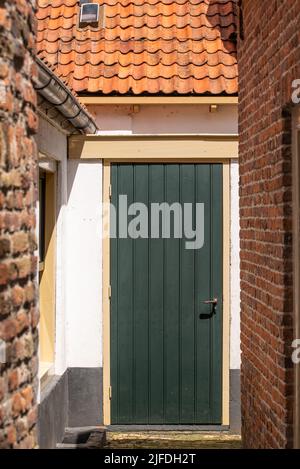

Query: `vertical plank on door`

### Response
(164, 165, 180, 423)
(112, 164, 135, 423)
(195, 164, 212, 423)
(149, 164, 165, 423)
(133, 165, 149, 423)
(180, 165, 196, 423)
(111, 163, 223, 424)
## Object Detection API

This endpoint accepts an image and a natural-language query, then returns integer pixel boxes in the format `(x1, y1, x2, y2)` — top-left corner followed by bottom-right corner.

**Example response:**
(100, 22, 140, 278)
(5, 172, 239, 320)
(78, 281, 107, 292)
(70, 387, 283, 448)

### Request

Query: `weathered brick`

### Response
(11, 286, 25, 308)
(12, 392, 26, 418)
(30, 306, 39, 329)
(0, 263, 9, 286)
(239, 0, 297, 449)
(0, 237, 10, 257)
(8, 369, 19, 392)
(15, 432, 35, 449)
(16, 417, 28, 441)
(27, 407, 37, 430)
(0, 317, 17, 341)
(0, 377, 6, 402)
(24, 282, 35, 303)
(14, 256, 31, 279)
(6, 425, 17, 446)
(11, 232, 29, 254)
(21, 386, 33, 409)
(0, 0, 38, 448)
(16, 311, 30, 335)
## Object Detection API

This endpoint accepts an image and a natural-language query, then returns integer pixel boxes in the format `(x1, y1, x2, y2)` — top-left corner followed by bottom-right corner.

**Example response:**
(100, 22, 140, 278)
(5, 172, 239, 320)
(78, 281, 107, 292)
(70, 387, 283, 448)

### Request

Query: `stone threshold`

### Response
(104, 431, 242, 449)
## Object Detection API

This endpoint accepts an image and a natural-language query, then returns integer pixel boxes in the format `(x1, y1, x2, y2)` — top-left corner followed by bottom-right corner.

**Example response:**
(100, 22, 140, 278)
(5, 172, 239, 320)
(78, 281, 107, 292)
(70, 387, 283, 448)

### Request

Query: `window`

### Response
(38, 166, 57, 383)
(39, 172, 46, 266)
(79, 2, 100, 25)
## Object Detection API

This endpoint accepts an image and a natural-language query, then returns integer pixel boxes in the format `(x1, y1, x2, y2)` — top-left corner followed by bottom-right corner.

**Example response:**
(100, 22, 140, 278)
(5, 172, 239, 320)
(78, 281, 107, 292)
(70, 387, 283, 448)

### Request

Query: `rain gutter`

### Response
(34, 57, 97, 135)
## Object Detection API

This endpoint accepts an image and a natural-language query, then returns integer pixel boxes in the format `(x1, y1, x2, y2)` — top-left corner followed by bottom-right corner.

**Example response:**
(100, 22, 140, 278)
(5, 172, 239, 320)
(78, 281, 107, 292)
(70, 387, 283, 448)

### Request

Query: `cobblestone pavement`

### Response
(104, 432, 242, 449)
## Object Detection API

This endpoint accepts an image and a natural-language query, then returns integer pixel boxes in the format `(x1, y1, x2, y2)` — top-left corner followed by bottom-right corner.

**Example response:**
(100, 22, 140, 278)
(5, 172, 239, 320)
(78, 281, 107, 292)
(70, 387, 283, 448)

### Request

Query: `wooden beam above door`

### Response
(79, 96, 238, 106)
(69, 135, 239, 161)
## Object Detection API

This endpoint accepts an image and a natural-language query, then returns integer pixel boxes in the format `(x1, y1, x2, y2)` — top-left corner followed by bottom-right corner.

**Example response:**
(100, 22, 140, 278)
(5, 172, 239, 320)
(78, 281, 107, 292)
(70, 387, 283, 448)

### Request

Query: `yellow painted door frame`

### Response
(38, 162, 57, 383)
(102, 154, 231, 427)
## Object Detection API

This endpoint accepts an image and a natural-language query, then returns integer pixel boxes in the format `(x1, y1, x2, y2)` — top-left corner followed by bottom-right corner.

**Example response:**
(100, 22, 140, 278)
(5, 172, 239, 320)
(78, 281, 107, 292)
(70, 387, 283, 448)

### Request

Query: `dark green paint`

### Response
(111, 164, 223, 424)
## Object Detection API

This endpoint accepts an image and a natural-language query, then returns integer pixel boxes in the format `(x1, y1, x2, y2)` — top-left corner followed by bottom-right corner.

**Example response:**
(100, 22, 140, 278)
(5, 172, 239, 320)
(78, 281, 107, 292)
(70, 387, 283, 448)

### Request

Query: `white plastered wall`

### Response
(65, 161, 102, 368)
(85, 103, 240, 373)
(89, 103, 238, 135)
(37, 116, 103, 373)
(38, 103, 240, 379)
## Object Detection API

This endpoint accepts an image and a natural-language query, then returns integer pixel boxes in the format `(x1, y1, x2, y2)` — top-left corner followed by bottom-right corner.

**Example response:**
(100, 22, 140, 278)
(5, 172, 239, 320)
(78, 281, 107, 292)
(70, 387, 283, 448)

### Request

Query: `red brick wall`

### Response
(239, 0, 300, 448)
(0, 0, 38, 449)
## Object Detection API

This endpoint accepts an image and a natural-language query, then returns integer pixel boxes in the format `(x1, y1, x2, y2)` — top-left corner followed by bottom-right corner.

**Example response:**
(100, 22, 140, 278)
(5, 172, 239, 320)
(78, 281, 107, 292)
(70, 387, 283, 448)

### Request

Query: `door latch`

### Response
(200, 298, 218, 319)
(202, 298, 218, 306)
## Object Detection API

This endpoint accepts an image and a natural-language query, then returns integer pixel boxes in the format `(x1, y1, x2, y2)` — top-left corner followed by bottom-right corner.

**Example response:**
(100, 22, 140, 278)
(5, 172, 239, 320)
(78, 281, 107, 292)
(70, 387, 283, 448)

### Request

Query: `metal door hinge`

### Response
(109, 386, 112, 400)
(109, 184, 112, 200)
(108, 285, 112, 299)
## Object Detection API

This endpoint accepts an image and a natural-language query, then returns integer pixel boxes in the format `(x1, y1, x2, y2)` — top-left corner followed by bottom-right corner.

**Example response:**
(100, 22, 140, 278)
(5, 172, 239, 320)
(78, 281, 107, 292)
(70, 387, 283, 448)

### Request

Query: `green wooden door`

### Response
(110, 163, 223, 424)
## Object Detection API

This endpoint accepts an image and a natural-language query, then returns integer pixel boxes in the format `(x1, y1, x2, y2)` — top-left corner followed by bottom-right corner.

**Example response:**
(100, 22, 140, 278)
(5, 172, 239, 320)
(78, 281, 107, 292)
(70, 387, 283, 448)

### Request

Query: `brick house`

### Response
(1, 0, 242, 449)
(0, 0, 38, 448)
(0, 0, 95, 449)
(238, 0, 300, 449)
(35, 0, 240, 447)
(3, 0, 300, 451)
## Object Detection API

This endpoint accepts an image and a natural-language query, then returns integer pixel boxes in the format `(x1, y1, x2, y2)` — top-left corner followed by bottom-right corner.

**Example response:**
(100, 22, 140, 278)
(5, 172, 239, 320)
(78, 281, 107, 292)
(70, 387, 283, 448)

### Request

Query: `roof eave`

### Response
(34, 58, 98, 135)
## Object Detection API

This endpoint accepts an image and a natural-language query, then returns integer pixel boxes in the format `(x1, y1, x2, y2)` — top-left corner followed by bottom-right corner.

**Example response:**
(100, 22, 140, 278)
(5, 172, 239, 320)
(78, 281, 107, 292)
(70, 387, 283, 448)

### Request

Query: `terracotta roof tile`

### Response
(37, 0, 238, 95)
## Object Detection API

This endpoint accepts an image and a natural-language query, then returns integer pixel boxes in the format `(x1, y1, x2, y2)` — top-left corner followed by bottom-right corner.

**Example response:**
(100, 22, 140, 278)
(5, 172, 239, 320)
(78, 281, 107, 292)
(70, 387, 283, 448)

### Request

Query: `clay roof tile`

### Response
(37, 0, 238, 95)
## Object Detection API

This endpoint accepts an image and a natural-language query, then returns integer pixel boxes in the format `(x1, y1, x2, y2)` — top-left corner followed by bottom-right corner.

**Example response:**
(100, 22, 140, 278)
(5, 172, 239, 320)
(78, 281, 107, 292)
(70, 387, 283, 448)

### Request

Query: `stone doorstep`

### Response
(57, 427, 107, 449)
(104, 431, 242, 449)
(56, 428, 242, 449)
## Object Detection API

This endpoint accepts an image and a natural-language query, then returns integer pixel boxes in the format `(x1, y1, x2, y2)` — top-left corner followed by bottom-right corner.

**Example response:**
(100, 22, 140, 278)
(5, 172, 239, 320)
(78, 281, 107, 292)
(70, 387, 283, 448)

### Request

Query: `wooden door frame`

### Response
(38, 158, 57, 384)
(102, 156, 231, 426)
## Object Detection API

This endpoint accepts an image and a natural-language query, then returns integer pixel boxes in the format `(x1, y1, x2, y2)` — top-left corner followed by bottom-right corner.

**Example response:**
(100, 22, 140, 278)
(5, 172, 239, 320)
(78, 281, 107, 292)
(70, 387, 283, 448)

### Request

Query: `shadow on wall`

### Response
(38, 368, 103, 449)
